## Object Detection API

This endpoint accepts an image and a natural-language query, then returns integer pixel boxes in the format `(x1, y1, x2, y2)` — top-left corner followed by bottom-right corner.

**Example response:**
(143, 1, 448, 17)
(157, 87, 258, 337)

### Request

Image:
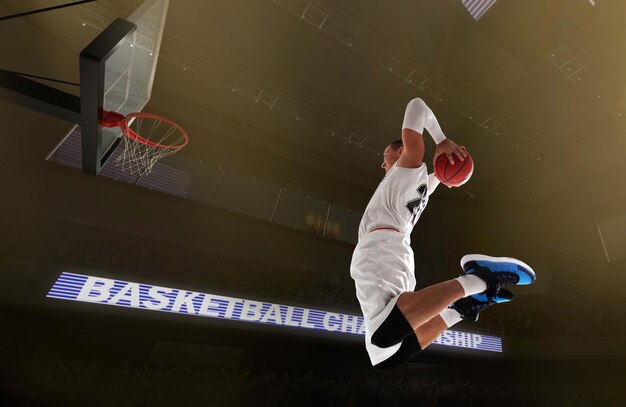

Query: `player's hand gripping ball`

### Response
(434, 149, 474, 187)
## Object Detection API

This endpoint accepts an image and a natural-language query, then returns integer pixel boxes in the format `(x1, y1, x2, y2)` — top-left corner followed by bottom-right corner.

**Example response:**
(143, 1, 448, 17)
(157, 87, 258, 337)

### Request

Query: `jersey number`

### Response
(406, 184, 428, 224)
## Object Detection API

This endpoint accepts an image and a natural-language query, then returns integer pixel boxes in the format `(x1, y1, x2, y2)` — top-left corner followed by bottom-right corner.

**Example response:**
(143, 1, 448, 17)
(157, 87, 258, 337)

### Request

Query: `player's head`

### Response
(381, 139, 403, 172)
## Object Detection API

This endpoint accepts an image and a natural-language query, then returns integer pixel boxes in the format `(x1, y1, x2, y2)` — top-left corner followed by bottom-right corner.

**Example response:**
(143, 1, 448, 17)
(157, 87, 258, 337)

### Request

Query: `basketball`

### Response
(434, 152, 474, 187)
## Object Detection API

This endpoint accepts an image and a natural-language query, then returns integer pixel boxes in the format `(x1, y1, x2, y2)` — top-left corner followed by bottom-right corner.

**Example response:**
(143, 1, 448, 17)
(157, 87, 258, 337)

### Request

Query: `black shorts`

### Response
(372, 305, 422, 371)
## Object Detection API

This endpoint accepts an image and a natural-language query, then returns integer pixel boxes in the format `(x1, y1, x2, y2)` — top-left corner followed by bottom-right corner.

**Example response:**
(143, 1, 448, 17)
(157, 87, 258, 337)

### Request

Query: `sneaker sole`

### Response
(461, 254, 536, 285)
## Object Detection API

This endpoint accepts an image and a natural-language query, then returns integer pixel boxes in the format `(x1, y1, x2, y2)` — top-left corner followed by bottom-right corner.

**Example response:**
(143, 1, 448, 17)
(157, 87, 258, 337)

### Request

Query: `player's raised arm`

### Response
(397, 98, 446, 168)
(398, 98, 467, 168)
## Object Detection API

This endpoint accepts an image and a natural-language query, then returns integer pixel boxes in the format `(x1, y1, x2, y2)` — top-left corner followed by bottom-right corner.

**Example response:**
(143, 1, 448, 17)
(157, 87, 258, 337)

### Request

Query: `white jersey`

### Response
(350, 162, 439, 365)
(358, 162, 438, 238)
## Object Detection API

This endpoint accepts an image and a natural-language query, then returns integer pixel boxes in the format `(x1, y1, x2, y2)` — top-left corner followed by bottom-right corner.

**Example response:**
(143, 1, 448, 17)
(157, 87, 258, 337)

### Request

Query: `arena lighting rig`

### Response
(47, 272, 503, 353)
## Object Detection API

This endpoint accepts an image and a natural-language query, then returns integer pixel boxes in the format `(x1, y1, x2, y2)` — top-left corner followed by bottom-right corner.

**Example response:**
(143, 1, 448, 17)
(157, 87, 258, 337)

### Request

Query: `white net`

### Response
(114, 113, 187, 176)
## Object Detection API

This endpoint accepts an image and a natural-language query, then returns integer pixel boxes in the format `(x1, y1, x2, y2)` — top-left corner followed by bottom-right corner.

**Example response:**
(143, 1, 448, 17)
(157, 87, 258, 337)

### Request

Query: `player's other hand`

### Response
(434, 139, 468, 166)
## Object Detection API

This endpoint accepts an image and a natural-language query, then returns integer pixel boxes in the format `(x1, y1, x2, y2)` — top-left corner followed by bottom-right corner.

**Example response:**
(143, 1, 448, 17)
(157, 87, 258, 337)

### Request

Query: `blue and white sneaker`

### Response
(450, 289, 514, 322)
(461, 254, 536, 300)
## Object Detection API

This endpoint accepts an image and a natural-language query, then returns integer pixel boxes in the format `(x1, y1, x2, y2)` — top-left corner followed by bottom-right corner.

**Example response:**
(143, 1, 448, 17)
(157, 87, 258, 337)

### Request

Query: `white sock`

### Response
(439, 308, 462, 328)
(455, 274, 487, 297)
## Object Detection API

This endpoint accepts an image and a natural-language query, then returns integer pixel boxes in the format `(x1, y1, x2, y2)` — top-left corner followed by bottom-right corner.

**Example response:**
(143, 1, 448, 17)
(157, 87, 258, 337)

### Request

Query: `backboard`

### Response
(47, 0, 169, 175)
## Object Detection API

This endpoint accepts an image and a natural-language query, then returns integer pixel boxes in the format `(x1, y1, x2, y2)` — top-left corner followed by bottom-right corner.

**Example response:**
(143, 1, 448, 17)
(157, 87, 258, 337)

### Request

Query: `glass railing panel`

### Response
(273, 189, 331, 234)
(325, 205, 360, 244)
(211, 170, 281, 220)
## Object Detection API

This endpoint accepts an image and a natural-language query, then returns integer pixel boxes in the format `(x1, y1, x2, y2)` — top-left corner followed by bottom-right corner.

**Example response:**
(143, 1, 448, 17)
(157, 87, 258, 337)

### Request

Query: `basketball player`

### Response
(350, 98, 536, 370)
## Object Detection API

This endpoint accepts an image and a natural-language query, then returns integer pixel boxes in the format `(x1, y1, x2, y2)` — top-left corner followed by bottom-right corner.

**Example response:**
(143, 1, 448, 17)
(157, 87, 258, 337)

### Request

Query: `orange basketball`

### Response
(434, 152, 474, 187)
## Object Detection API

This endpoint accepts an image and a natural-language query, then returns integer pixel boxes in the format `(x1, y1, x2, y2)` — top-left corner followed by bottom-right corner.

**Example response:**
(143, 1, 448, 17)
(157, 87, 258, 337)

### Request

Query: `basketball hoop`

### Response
(101, 111, 188, 176)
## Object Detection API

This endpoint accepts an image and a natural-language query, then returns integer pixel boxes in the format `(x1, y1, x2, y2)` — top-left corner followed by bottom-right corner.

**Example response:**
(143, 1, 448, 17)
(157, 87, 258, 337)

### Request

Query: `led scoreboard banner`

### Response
(47, 273, 503, 352)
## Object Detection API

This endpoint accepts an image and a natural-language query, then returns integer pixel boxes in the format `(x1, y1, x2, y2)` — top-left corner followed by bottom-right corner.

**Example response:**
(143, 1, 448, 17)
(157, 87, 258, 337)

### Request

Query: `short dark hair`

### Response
(389, 139, 403, 151)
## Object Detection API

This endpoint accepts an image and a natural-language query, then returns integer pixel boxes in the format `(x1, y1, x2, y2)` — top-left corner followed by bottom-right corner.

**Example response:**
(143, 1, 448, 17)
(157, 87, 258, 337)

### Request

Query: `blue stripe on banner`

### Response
(57, 273, 88, 281)
(51, 282, 83, 290)
(46, 272, 503, 352)
(461, 0, 497, 21)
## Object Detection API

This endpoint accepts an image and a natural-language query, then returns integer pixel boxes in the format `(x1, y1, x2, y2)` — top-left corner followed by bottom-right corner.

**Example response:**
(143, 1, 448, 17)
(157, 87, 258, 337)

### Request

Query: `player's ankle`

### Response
(439, 308, 462, 328)
(455, 274, 487, 297)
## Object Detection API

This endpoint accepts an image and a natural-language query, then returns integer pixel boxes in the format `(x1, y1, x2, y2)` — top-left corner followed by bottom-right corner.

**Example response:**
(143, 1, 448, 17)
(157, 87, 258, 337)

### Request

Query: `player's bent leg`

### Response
(371, 278, 467, 348)
(373, 276, 484, 348)
(371, 255, 530, 350)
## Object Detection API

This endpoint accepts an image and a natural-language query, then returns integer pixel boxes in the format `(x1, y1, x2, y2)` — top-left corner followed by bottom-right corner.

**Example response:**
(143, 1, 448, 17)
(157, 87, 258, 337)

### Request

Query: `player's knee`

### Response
(371, 327, 401, 348)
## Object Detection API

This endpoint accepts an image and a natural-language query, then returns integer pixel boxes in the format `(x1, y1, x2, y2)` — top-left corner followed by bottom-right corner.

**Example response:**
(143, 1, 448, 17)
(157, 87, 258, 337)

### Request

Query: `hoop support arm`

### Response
(0, 68, 81, 123)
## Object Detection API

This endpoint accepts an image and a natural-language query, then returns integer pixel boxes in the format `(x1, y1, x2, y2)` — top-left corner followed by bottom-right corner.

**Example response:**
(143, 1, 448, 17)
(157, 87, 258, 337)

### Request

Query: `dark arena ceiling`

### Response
(3, 0, 626, 208)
